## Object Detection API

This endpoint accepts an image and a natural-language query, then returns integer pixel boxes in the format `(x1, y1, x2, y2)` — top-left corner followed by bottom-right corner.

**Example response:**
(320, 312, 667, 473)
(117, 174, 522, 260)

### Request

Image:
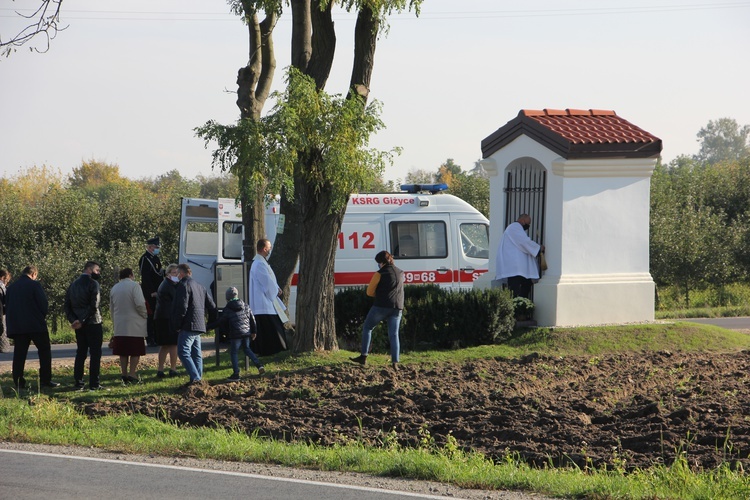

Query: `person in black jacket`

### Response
(139, 236, 163, 346)
(350, 250, 405, 370)
(209, 287, 265, 381)
(154, 263, 180, 378)
(0, 268, 11, 352)
(6, 265, 60, 389)
(64, 261, 105, 390)
(172, 263, 217, 383)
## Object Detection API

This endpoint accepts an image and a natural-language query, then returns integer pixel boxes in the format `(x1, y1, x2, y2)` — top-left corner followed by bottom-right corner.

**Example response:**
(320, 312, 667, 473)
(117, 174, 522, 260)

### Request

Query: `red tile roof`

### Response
(482, 109, 662, 159)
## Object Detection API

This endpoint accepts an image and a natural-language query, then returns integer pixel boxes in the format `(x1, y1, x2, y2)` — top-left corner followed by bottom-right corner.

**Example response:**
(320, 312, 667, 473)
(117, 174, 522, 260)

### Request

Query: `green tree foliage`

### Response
(406, 158, 490, 218)
(405, 168, 435, 184)
(449, 170, 489, 219)
(68, 159, 124, 189)
(694, 117, 750, 165)
(650, 158, 740, 307)
(0, 160, 191, 326)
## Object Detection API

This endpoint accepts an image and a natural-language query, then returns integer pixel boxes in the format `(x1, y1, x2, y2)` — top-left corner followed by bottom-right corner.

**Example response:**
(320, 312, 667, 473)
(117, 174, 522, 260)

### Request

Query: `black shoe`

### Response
(73, 381, 86, 390)
(124, 375, 140, 384)
(226, 373, 241, 382)
(41, 381, 60, 388)
(90, 385, 109, 391)
(156, 371, 166, 378)
(168, 369, 179, 377)
(350, 355, 367, 365)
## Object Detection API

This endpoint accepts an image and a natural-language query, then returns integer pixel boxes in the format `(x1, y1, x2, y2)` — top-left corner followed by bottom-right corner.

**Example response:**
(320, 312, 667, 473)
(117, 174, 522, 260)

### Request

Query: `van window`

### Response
(390, 221, 447, 259)
(185, 204, 218, 218)
(222, 221, 243, 260)
(460, 223, 490, 259)
(185, 221, 218, 256)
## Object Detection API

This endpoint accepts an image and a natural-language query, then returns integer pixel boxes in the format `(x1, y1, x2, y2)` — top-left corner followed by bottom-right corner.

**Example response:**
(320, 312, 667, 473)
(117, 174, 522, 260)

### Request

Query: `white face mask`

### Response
(169, 275, 179, 283)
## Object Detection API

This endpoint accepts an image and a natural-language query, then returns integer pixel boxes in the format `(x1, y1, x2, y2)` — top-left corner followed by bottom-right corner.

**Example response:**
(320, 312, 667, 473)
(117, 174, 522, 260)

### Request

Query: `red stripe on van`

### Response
(291, 269, 488, 287)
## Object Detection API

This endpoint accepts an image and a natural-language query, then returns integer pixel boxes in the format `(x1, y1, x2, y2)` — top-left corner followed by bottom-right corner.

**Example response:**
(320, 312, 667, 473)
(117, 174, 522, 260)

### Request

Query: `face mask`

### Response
(522, 223, 530, 231)
(91, 273, 101, 281)
(169, 275, 179, 283)
(153, 248, 161, 256)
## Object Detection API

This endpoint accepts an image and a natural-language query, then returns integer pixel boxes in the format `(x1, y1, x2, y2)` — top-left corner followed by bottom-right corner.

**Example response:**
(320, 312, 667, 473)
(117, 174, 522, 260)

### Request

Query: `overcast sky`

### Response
(2, 0, 749, 184)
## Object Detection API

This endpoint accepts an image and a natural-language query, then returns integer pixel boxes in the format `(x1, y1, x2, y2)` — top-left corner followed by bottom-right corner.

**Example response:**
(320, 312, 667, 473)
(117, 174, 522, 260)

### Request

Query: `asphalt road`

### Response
(0, 448, 460, 500)
(677, 316, 750, 330)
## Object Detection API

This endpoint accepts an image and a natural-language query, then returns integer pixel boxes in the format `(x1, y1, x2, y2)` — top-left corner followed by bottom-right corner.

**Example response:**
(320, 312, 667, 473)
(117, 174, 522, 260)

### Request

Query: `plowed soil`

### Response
(82, 350, 750, 471)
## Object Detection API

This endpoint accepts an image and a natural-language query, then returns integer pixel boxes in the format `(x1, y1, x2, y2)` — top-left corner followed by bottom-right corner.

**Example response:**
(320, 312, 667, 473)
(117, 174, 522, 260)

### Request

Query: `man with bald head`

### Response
(495, 214, 545, 299)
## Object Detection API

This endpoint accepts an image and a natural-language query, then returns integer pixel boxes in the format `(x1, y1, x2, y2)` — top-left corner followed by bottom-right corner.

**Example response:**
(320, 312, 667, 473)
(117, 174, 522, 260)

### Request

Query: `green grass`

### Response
(3, 322, 750, 499)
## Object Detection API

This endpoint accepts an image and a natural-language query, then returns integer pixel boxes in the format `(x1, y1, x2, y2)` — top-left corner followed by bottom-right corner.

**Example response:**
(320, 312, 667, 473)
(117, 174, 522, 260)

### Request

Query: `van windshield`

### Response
(460, 223, 489, 259)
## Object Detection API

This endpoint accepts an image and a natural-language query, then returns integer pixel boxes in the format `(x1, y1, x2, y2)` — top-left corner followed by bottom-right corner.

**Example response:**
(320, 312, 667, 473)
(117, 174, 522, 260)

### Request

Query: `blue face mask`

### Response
(153, 248, 160, 256)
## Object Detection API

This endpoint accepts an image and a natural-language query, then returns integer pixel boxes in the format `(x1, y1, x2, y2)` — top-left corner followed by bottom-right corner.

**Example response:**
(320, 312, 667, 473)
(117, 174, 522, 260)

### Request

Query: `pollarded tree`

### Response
(229, 1, 279, 260)
(268, 0, 422, 352)
(199, 0, 421, 352)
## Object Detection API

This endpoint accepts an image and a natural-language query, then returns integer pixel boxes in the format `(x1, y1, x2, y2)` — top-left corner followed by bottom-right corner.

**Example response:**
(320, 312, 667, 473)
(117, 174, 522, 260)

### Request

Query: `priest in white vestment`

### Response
(495, 214, 544, 299)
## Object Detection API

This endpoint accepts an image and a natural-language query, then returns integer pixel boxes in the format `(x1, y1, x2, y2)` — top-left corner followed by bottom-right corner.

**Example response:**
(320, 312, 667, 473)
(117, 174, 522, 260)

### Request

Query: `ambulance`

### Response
(178, 184, 490, 322)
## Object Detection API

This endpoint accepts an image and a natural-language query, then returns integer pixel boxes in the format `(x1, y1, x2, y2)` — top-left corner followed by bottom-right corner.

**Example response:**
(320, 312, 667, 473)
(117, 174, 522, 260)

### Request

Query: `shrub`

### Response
(335, 285, 515, 352)
(512, 297, 535, 320)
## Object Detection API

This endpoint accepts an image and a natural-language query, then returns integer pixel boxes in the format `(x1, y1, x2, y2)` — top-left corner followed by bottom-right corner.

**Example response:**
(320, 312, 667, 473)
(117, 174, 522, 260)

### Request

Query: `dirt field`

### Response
(82, 349, 750, 472)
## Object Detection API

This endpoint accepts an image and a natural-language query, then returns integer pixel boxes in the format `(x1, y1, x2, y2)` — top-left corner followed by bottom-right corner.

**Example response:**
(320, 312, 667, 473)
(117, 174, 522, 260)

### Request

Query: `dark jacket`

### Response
(172, 275, 217, 333)
(6, 274, 49, 336)
(154, 278, 177, 320)
(207, 299, 257, 340)
(138, 251, 163, 299)
(374, 264, 404, 310)
(0, 282, 6, 334)
(63, 273, 102, 325)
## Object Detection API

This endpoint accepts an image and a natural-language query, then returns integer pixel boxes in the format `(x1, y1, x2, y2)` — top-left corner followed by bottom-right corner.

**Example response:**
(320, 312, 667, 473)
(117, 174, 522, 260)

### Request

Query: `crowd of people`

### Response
(1, 237, 296, 392)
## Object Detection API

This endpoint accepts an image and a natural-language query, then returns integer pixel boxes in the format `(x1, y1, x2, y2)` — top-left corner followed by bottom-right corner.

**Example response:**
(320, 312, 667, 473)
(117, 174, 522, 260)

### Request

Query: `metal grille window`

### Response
(504, 158, 546, 246)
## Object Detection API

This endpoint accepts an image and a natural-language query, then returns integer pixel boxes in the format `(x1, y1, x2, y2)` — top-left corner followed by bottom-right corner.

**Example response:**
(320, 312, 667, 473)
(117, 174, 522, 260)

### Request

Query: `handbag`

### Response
(539, 251, 548, 271)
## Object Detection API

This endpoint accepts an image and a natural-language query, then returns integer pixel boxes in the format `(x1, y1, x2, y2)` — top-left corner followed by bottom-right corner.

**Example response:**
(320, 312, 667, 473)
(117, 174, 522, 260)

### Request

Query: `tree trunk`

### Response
(349, 6, 379, 101)
(293, 179, 344, 352)
(235, 6, 277, 260)
(268, 0, 336, 327)
(267, 182, 302, 304)
(273, 2, 385, 353)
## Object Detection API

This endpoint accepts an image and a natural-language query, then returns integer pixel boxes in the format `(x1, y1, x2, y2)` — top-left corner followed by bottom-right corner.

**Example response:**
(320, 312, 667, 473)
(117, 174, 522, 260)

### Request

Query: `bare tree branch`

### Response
(1, 0, 67, 57)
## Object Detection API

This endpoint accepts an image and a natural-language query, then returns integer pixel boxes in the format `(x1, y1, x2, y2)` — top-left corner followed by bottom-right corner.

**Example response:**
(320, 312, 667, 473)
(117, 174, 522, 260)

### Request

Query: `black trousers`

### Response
(507, 275, 533, 299)
(74, 323, 103, 387)
(145, 296, 156, 343)
(12, 331, 52, 386)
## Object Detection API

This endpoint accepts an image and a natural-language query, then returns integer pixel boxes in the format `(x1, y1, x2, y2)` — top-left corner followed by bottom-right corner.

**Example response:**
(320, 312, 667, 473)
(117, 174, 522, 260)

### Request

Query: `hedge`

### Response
(334, 285, 515, 353)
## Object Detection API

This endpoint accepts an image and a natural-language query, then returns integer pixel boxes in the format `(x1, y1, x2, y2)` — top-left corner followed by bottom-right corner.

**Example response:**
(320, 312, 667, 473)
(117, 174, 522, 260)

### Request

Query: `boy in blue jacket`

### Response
(210, 287, 265, 381)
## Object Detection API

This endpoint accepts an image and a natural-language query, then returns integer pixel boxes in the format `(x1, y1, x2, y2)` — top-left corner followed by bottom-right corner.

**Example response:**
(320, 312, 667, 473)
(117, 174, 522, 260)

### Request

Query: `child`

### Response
(211, 287, 265, 380)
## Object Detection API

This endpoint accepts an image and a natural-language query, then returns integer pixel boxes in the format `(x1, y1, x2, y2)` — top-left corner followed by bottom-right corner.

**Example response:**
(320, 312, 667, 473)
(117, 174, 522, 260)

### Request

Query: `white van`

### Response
(178, 185, 490, 321)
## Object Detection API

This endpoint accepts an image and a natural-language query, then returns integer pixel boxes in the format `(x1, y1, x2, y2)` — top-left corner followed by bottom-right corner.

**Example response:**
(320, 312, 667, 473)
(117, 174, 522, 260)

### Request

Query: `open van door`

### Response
(386, 214, 454, 287)
(179, 198, 220, 299)
(455, 217, 490, 287)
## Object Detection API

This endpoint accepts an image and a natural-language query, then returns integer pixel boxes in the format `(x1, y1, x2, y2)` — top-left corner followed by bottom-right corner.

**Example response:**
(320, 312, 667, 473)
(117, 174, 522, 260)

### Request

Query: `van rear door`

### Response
(179, 198, 219, 299)
(385, 214, 454, 287)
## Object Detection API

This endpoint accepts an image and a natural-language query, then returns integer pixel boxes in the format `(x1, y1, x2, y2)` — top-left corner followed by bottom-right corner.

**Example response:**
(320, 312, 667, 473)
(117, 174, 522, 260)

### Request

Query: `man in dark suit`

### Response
(6, 265, 60, 390)
(139, 236, 163, 346)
